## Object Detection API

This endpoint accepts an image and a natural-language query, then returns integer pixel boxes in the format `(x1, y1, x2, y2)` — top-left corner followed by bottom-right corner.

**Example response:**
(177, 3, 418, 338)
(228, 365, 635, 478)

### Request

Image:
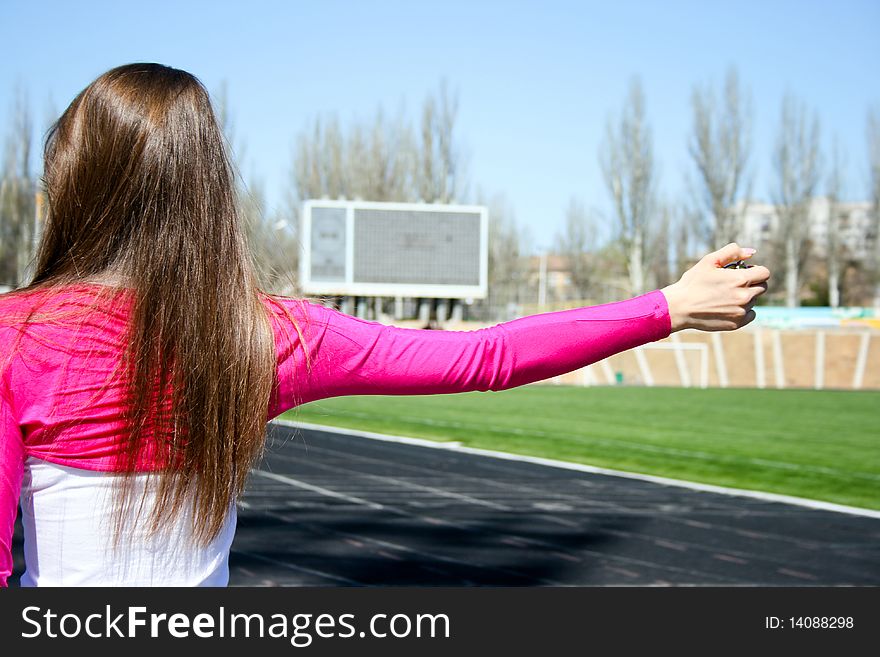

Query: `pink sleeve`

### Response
(270, 290, 670, 416)
(0, 372, 24, 588)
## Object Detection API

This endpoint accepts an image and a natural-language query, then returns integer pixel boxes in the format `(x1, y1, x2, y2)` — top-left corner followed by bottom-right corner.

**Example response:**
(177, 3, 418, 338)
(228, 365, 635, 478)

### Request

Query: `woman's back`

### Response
(1, 284, 296, 586)
(0, 284, 312, 471)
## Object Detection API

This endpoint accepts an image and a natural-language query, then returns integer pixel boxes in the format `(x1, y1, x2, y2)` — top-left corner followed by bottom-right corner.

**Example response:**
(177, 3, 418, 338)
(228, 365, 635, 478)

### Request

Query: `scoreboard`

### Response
(300, 200, 488, 299)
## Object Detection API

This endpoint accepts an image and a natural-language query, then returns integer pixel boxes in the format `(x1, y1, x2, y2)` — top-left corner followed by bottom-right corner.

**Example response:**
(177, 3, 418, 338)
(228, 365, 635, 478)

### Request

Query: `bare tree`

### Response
(348, 108, 415, 202)
(473, 191, 528, 320)
(772, 93, 822, 308)
(553, 198, 595, 300)
(213, 80, 248, 167)
(599, 78, 656, 296)
(290, 108, 418, 209)
(826, 137, 846, 308)
(868, 107, 880, 295)
(214, 81, 299, 294)
(321, 117, 346, 199)
(673, 204, 701, 275)
(0, 83, 36, 287)
(688, 67, 753, 249)
(241, 177, 301, 295)
(287, 81, 467, 217)
(290, 117, 331, 206)
(648, 200, 674, 288)
(417, 80, 464, 203)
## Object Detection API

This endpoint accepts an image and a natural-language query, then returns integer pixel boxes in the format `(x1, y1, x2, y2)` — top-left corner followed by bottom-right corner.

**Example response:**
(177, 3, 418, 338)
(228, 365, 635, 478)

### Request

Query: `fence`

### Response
(545, 327, 880, 391)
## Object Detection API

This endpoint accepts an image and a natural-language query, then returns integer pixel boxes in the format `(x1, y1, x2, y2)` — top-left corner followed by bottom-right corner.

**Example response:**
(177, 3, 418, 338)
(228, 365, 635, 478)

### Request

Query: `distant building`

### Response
(737, 197, 876, 261)
(524, 253, 574, 303)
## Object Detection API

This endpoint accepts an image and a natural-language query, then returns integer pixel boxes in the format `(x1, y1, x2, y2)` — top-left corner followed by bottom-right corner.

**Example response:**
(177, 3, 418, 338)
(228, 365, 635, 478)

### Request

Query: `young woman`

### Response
(0, 63, 769, 586)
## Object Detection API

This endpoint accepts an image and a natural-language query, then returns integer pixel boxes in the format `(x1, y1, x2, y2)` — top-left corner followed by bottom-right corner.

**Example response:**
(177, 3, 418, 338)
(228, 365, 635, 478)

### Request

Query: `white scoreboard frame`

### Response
(300, 199, 489, 299)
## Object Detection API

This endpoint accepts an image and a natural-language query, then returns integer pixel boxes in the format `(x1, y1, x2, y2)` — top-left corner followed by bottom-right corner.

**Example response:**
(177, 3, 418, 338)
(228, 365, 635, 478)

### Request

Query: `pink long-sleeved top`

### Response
(0, 284, 671, 586)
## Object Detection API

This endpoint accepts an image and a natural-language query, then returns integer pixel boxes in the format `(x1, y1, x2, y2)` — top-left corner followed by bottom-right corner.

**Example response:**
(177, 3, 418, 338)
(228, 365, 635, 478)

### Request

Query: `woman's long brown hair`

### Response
(23, 63, 279, 545)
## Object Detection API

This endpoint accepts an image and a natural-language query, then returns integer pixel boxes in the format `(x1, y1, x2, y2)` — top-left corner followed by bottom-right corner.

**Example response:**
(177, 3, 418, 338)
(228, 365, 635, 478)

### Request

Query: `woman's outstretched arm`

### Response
(268, 243, 768, 415)
(285, 288, 670, 407)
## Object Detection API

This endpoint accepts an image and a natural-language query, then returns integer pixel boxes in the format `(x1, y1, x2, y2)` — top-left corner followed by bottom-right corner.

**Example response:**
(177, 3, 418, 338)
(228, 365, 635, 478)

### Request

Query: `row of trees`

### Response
(212, 81, 476, 297)
(597, 70, 879, 307)
(2, 71, 878, 311)
(0, 85, 37, 287)
(290, 82, 463, 207)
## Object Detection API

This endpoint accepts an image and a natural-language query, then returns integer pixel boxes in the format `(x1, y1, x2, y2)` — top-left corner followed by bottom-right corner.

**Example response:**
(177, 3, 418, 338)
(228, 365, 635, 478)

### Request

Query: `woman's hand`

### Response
(661, 243, 770, 332)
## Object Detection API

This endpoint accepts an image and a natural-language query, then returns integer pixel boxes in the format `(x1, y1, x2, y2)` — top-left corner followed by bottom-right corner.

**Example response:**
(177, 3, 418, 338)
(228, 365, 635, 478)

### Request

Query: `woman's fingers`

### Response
(743, 282, 769, 314)
(703, 242, 757, 269)
(748, 281, 769, 299)
(739, 264, 771, 285)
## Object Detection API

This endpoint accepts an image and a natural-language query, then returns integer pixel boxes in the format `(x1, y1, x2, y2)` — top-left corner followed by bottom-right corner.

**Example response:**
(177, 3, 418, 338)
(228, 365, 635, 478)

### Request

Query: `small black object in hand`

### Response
(723, 260, 754, 269)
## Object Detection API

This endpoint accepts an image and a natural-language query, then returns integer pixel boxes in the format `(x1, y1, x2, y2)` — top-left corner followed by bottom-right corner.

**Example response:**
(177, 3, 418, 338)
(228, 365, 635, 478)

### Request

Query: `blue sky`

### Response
(1, 0, 877, 252)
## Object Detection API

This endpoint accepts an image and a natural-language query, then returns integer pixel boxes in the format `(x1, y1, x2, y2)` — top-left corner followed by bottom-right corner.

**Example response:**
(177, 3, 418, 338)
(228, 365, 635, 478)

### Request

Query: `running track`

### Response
(10, 422, 880, 585)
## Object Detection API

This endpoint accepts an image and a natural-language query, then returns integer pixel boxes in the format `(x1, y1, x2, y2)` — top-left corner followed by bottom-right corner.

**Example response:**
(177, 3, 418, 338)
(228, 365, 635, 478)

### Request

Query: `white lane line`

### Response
(259, 447, 597, 556)
(252, 469, 384, 510)
(233, 549, 363, 585)
(285, 514, 567, 586)
(267, 452, 511, 511)
(269, 438, 631, 543)
(269, 438, 591, 506)
(264, 436, 876, 570)
(276, 414, 880, 483)
(380, 478, 511, 511)
(258, 450, 588, 558)
(274, 419, 880, 520)
(258, 426, 876, 582)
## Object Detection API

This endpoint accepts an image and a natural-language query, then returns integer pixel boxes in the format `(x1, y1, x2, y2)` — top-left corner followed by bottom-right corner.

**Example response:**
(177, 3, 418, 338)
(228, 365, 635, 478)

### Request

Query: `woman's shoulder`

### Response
(1, 284, 130, 320)
(260, 293, 331, 325)
(0, 284, 132, 358)
(0, 287, 48, 330)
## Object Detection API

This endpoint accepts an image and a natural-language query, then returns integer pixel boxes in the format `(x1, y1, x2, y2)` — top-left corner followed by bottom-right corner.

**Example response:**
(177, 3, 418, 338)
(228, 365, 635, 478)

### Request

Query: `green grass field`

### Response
(280, 386, 880, 511)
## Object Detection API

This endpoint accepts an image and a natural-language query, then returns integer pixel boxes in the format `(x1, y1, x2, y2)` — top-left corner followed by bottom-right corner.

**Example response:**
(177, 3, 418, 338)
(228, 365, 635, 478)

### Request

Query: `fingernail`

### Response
(742, 248, 756, 256)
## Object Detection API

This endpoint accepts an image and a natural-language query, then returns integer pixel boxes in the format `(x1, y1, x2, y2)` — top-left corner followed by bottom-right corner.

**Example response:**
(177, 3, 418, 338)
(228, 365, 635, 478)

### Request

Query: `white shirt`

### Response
(18, 457, 236, 586)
